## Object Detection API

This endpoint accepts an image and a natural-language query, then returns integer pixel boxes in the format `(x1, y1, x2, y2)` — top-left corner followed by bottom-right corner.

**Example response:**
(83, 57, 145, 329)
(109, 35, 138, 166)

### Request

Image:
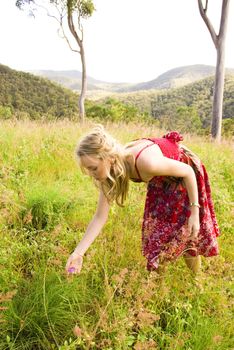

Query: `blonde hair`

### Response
(76, 125, 132, 206)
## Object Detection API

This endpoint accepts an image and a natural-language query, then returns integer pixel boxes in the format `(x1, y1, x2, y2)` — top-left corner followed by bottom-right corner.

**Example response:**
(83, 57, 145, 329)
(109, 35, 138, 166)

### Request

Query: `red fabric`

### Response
(138, 131, 220, 271)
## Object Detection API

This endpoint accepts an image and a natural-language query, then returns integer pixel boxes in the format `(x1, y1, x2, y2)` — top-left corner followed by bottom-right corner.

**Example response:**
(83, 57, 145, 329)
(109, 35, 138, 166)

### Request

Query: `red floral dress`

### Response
(133, 131, 220, 271)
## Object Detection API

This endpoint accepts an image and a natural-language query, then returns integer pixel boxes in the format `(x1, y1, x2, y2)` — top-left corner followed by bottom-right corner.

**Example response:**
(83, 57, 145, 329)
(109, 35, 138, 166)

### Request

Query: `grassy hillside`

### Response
(0, 120, 233, 350)
(0, 64, 78, 119)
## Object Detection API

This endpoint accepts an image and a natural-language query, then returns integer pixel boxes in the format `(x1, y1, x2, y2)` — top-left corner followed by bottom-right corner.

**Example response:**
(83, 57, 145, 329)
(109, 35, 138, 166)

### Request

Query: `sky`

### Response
(0, 0, 233, 83)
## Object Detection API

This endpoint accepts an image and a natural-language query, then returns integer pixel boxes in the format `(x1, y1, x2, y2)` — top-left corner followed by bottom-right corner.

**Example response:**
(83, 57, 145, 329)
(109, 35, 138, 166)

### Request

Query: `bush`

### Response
(0, 105, 12, 119)
(86, 98, 150, 123)
(21, 186, 75, 230)
(222, 118, 234, 138)
(156, 106, 203, 134)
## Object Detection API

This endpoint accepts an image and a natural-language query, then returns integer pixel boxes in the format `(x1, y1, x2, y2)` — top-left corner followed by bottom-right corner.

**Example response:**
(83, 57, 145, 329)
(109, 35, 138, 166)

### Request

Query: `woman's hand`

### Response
(188, 211, 200, 241)
(65, 252, 83, 275)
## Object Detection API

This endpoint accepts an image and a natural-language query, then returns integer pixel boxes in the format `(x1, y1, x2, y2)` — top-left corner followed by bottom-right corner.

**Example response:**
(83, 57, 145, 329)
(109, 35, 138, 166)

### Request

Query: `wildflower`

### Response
(73, 325, 82, 337)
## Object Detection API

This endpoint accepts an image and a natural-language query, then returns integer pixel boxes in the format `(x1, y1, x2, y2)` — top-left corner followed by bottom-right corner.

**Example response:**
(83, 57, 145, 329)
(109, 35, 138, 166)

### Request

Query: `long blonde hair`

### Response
(76, 125, 132, 206)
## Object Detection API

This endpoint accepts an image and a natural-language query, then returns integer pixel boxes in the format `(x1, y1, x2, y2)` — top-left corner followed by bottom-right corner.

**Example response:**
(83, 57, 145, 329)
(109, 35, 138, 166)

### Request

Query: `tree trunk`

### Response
(67, 8, 87, 123)
(79, 44, 87, 123)
(212, 44, 225, 142)
(211, 0, 230, 142)
(197, 0, 230, 142)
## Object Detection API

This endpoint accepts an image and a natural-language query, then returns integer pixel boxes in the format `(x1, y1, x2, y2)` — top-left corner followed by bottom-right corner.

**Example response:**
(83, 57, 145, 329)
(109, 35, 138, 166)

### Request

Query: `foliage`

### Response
(109, 75, 234, 135)
(16, 0, 95, 18)
(157, 106, 202, 134)
(0, 106, 12, 120)
(0, 64, 78, 119)
(76, 0, 95, 18)
(222, 118, 234, 137)
(85, 97, 150, 124)
(0, 120, 233, 349)
(15, 0, 33, 9)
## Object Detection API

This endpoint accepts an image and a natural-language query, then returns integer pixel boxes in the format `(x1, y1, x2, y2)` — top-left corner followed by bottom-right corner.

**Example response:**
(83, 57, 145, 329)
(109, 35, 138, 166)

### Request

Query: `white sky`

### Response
(0, 0, 233, 83)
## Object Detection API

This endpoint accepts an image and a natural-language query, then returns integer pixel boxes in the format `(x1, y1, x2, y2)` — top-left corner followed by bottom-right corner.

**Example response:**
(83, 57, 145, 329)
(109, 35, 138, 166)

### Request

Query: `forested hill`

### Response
(0, 64, 78, 119)
(1, 63, 233, 135)
(102, 75, 234, 129)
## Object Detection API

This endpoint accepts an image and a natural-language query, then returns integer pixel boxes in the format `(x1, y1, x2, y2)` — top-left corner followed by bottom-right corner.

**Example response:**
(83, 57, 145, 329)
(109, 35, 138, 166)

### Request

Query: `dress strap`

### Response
(135, 143, 155, 181)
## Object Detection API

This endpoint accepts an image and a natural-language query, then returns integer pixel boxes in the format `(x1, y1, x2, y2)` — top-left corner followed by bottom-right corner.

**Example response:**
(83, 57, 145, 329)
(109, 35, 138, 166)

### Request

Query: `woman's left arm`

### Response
(181, 166, 200, 240)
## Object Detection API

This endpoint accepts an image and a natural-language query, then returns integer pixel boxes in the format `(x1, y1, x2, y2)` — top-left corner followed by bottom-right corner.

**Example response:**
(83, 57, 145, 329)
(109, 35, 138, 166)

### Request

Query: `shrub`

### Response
(0, 105, 12, 119)
(21, 186, 75, 230)
(222, 118, 234, 138)
(86, 98, 149, 123)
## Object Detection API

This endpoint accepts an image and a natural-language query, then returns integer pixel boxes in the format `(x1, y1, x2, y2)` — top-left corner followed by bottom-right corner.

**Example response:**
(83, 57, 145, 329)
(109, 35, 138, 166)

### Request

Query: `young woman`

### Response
(65, 125, 220, 275)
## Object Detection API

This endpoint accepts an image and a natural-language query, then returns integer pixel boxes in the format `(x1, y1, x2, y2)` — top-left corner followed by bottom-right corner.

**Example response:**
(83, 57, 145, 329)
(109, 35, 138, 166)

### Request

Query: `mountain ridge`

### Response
(28, 64, 234, 93)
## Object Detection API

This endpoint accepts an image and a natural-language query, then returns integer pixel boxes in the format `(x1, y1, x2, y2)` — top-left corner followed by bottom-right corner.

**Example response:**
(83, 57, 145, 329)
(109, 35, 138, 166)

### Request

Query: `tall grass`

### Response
(0, 120, 233, 350)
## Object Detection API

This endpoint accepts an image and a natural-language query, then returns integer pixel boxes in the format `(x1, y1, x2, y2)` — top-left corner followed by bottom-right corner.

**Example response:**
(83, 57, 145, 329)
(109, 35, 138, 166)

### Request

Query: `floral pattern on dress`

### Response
(141, 131, 220, 271)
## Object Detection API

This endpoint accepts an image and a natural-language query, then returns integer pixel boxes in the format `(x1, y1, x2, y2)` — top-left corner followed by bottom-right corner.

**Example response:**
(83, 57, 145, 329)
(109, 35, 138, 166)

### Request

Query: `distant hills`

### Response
(123, 65, 234, 92)
(30, 64, 234, 94)
(29, 69, 132, 93)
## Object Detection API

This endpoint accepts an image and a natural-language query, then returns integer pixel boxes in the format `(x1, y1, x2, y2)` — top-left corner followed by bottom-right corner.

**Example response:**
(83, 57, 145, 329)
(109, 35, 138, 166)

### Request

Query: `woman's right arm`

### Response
(65, 190, 110, 274)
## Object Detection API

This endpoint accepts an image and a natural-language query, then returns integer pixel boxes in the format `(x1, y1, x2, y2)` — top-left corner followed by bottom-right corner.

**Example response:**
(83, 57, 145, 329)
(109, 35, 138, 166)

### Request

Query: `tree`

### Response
(198, 0, 230, 142)
(16, 0, 95, 122)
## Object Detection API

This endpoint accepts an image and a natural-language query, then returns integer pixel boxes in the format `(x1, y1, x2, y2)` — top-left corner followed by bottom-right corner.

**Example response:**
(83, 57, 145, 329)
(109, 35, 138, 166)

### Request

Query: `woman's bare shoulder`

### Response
(124, 139, 161, 156)
(125, 140, 164, 182)
(136, 143, 164, 170)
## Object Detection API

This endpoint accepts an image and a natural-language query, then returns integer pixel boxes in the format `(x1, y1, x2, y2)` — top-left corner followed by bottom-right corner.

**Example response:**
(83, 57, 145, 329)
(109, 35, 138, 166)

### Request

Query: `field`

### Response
(0, 120, 233, 350)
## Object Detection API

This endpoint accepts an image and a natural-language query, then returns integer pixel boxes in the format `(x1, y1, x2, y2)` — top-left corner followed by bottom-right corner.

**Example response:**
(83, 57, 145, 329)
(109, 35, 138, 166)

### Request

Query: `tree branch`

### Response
(30, 1, 61, 24)
(67, 5, 82, 49)
(58, 13, 80, 53)
(197, 0, 218, 49)
(34, 1, 80, 53)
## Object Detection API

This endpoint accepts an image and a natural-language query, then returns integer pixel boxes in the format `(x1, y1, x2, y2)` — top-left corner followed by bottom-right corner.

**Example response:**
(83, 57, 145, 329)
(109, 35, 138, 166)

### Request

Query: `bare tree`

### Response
(198, 0, 230, 142)
(16, 0, 95, 122)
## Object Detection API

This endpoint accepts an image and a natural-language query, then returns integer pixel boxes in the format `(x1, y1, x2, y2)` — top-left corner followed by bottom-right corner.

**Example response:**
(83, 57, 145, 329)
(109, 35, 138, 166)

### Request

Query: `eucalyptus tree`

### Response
(16, 0, 95, 122)
(198, 0, 230, 142)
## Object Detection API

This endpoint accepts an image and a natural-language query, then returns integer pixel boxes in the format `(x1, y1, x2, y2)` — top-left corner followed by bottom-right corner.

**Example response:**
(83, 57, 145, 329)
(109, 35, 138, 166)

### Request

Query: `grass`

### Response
(0, 119, 233, 350)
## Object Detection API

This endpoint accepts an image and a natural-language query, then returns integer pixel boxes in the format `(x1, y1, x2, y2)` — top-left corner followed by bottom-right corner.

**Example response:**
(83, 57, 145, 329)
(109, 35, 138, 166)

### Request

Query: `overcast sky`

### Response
(0, 0, 233, 83)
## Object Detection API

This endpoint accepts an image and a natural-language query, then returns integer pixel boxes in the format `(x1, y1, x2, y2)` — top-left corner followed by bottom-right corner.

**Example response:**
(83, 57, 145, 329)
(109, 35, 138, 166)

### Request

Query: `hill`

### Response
(122, 64, 234, 92)
(96, 75, 234, 129)
(29, 69, 133, 92)
(0, 64, 78, 119)
(0, 64, 146, 123)
(30, 64, 234, 94)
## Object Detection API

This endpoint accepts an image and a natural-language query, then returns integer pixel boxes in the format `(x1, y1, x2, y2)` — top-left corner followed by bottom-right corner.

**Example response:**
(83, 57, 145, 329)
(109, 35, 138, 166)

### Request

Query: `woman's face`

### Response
(80, 155, 111, 181)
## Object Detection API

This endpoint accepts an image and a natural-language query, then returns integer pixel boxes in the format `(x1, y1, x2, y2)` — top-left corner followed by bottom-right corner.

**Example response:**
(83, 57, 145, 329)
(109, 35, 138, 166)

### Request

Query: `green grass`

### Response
(0, 120, 233, 350)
